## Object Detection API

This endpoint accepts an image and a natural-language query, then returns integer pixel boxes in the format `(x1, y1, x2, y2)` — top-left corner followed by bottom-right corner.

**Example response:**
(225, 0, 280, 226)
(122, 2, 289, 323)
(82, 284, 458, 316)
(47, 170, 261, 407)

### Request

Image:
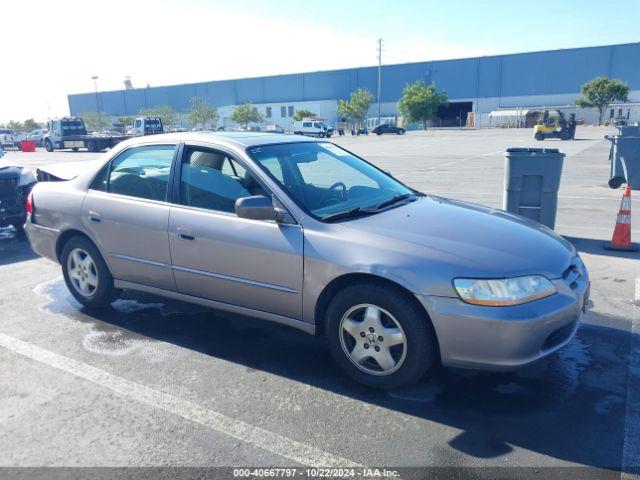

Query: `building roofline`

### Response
(68, 41, 640, 98)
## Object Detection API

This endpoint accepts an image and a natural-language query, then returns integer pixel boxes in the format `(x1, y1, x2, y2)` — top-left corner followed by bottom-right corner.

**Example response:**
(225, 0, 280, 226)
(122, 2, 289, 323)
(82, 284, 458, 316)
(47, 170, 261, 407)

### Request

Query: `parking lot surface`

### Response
(0, 127, 638, 477)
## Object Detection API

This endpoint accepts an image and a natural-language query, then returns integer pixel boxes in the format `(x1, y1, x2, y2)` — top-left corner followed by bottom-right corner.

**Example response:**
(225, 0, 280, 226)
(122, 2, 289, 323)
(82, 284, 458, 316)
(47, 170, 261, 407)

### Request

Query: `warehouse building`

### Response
(68, 42, 640, 129)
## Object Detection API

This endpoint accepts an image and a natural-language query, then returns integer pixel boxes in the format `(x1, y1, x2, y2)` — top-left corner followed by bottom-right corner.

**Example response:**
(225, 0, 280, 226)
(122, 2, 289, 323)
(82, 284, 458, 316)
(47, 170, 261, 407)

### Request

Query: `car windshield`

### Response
(248, 142, 416, 220)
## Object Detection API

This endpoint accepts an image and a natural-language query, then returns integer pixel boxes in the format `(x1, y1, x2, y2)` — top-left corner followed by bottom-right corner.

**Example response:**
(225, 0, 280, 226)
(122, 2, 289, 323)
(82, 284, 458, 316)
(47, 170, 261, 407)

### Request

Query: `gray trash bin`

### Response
(503, 148, 565, 229)
(617, 124, 640, 137)
(606, 134, 640, 190)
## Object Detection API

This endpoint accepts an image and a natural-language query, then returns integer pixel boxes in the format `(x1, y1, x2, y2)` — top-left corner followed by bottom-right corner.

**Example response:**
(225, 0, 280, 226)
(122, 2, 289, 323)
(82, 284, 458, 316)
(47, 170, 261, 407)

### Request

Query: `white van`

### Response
(293, 120, 332, 138)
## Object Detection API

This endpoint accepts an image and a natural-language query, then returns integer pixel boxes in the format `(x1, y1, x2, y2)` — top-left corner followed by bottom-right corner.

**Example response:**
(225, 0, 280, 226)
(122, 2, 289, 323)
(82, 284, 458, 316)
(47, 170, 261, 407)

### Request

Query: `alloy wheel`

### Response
(67, 248, 99, 297)
(339, 304, 407, 376)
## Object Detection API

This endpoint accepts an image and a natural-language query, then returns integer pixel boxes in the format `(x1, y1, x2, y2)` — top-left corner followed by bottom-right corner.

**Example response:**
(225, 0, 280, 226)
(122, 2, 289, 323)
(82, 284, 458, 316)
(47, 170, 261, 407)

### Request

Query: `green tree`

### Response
(397, 81, 448, 130)
(187, 97, 217, 129)
(117, 116, 135, 127)
(231, 103, 263, 128)
(139, 105, 177, 128)
(7, 120, 23, 131)
(575, 77, 629, 125)
(82, 112, 111, 131)
(292, 108, 317, 122)
(336, 88, 373, 128)
(22, 118, 41, 132)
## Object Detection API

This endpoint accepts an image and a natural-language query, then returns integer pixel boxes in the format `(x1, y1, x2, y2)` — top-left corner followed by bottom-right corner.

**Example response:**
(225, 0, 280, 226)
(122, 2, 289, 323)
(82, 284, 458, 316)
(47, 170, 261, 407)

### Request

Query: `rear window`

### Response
(61, 119, 86, 135)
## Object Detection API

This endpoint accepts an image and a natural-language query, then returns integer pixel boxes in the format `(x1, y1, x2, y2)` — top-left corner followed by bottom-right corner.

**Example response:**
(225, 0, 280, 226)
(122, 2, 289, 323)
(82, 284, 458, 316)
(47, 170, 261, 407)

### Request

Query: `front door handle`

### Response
(88, 212, 101, 223)
(179, 233, 195, 241)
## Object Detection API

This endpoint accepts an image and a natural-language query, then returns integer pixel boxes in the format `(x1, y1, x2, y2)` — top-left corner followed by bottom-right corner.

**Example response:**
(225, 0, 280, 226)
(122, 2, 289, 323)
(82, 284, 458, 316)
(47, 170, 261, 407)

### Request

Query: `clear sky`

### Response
(1, 0, 639, 123)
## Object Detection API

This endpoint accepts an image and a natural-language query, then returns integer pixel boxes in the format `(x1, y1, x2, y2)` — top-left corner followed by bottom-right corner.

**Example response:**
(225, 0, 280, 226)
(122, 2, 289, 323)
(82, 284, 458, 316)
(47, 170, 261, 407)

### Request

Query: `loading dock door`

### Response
(436, 102, 473, 127)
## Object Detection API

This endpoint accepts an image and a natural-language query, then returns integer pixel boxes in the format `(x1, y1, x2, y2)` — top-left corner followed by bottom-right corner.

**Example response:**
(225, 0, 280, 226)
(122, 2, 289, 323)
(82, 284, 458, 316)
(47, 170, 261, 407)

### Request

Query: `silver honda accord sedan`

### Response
(25, 132, 589, 389)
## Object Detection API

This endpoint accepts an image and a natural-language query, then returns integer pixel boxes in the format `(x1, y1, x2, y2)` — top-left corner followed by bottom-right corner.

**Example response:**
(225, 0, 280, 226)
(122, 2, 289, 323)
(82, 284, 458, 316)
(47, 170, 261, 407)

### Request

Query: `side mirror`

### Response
(235, 195, 281, 221)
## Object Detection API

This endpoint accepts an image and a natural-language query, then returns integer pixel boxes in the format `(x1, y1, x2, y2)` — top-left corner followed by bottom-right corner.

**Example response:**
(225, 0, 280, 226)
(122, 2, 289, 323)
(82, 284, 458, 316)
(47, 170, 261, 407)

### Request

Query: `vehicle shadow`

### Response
(565, 235, 639, 258)
(39, 280, 635, 474)
(0, 227, 39, 266)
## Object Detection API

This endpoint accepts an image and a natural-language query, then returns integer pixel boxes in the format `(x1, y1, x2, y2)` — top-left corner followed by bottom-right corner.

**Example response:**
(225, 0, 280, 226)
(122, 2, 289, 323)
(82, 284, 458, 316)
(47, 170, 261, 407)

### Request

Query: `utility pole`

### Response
(91, 76, 101, 127)
(377, 38, 383, 126)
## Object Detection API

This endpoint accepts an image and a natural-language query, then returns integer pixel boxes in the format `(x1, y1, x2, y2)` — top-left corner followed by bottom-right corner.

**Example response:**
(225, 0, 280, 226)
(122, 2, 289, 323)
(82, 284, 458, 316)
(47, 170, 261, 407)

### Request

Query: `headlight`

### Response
(453, 275, 557, 306)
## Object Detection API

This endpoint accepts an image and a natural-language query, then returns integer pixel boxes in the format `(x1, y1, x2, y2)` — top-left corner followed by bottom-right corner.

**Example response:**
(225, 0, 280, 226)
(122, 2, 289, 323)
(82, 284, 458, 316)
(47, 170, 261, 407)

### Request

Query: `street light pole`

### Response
(377, 38, 383, 125)
(91, 76, 101, 127)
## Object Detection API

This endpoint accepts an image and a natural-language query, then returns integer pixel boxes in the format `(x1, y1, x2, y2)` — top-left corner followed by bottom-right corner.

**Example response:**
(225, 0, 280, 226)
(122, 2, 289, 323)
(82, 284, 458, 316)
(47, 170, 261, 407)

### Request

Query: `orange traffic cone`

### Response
(604, 185, 638, 251)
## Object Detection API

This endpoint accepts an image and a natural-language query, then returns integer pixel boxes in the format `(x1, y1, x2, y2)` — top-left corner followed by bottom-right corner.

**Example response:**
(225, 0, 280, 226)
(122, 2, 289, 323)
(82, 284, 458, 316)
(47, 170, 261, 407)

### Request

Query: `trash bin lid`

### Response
(506, 147, 561, 154)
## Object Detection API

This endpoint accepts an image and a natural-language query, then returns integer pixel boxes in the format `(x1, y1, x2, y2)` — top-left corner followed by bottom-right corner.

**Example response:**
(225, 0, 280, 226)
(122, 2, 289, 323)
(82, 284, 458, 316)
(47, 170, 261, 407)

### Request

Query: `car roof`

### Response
(133, 131, 320, 148)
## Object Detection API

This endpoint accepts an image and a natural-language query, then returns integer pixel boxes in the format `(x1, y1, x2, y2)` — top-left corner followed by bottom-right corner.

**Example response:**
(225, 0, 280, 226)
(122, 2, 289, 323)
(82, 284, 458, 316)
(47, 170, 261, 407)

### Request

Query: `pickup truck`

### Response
(0, 129, 27, 150)
(43, 117, 128, 153)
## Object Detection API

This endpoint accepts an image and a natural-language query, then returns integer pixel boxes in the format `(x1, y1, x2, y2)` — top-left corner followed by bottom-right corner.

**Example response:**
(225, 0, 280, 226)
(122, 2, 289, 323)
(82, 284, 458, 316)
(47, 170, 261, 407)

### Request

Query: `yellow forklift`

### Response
(534, 110, 576, 141)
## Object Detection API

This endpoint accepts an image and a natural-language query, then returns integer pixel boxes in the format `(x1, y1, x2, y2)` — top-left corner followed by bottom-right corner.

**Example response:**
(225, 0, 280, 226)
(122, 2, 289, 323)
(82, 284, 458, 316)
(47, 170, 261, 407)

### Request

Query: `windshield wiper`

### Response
(322, 207, 377, 223)
(373, 193, 419, 210)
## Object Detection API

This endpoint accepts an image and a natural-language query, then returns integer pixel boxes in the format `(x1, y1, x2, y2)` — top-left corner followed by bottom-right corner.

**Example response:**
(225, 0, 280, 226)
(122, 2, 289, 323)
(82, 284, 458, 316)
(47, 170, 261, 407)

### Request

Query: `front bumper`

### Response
(418, 263, 589, 371)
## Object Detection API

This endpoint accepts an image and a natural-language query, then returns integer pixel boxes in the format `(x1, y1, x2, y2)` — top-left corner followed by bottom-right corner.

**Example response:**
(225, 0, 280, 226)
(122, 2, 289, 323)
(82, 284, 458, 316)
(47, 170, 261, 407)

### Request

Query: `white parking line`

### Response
(621, 278, 640, 478)
(0, 332, 361, 468)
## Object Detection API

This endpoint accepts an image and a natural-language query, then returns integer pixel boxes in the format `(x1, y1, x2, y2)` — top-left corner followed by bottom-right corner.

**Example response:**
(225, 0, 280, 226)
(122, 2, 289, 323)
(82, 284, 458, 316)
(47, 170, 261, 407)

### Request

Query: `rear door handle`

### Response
(88, 212, 101, 223)
(179, 233, 195, 241)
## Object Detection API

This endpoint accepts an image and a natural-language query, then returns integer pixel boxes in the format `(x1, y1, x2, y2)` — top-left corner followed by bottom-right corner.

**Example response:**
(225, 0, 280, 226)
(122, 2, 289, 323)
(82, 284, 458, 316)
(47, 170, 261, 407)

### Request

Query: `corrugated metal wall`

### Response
(68, 43, 640, 116)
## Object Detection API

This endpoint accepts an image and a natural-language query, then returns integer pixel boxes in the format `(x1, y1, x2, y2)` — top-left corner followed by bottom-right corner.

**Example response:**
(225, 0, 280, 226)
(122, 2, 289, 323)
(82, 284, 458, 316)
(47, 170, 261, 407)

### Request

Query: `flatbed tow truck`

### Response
(43, 117, 128, 152)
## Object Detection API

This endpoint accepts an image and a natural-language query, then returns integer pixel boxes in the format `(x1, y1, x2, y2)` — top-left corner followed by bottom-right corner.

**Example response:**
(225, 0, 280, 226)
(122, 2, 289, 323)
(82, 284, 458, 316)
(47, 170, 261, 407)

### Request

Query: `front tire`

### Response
(61, 236, 118, 308)
(325, 283, 437, 389)
(535, 132, 544, 141)
(44, 139, 54, 152)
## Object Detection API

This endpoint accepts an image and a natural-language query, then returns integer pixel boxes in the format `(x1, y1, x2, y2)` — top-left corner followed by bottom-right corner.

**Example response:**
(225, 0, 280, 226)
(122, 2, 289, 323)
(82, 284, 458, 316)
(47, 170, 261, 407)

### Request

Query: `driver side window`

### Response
(180, 148, 268, 214)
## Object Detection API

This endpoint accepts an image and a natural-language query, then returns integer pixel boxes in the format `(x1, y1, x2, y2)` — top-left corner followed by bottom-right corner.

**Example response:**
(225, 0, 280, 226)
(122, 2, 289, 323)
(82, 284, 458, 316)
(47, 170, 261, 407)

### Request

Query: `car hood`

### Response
(339, 195, 575, 280)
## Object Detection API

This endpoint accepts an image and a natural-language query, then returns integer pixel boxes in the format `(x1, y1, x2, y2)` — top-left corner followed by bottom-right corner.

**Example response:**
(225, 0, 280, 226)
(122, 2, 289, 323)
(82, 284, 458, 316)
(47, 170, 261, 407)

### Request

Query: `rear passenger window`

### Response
(106, 145, 175, 201)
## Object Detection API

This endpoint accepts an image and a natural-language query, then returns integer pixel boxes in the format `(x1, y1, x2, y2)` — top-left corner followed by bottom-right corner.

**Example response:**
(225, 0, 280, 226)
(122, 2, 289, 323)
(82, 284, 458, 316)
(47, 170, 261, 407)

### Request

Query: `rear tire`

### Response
(61, 236, 118, 308)
(325, 282, 437, 389)
(72, 147, 79, 152)
(535, 132, 544, 141)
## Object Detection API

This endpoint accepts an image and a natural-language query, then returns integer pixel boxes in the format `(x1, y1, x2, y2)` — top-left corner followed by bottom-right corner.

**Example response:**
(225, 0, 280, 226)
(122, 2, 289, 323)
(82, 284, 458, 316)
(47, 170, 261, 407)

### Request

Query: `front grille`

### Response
(562, 257, 584, 290)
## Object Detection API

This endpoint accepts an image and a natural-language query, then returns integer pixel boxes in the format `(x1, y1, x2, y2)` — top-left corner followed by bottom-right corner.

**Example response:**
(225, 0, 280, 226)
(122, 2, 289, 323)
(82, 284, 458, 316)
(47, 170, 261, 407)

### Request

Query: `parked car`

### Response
(27, 129, 48, 147)
(25, 133, 589, 389)
(0, 165, 37, 234)
(293, 120, 332, 138)
(372, 123, 406, 135)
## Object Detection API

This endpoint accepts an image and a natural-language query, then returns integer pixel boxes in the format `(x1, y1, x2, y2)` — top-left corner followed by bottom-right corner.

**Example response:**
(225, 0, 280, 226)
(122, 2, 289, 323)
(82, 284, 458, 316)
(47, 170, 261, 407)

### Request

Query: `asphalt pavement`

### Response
(0, 127, 638, 478)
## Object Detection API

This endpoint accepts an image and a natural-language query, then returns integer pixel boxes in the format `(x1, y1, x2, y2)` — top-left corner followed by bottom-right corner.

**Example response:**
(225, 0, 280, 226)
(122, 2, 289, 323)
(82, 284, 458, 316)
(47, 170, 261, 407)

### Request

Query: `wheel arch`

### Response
(314, 272, 435, 336)
(55, 229, 98, 263)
